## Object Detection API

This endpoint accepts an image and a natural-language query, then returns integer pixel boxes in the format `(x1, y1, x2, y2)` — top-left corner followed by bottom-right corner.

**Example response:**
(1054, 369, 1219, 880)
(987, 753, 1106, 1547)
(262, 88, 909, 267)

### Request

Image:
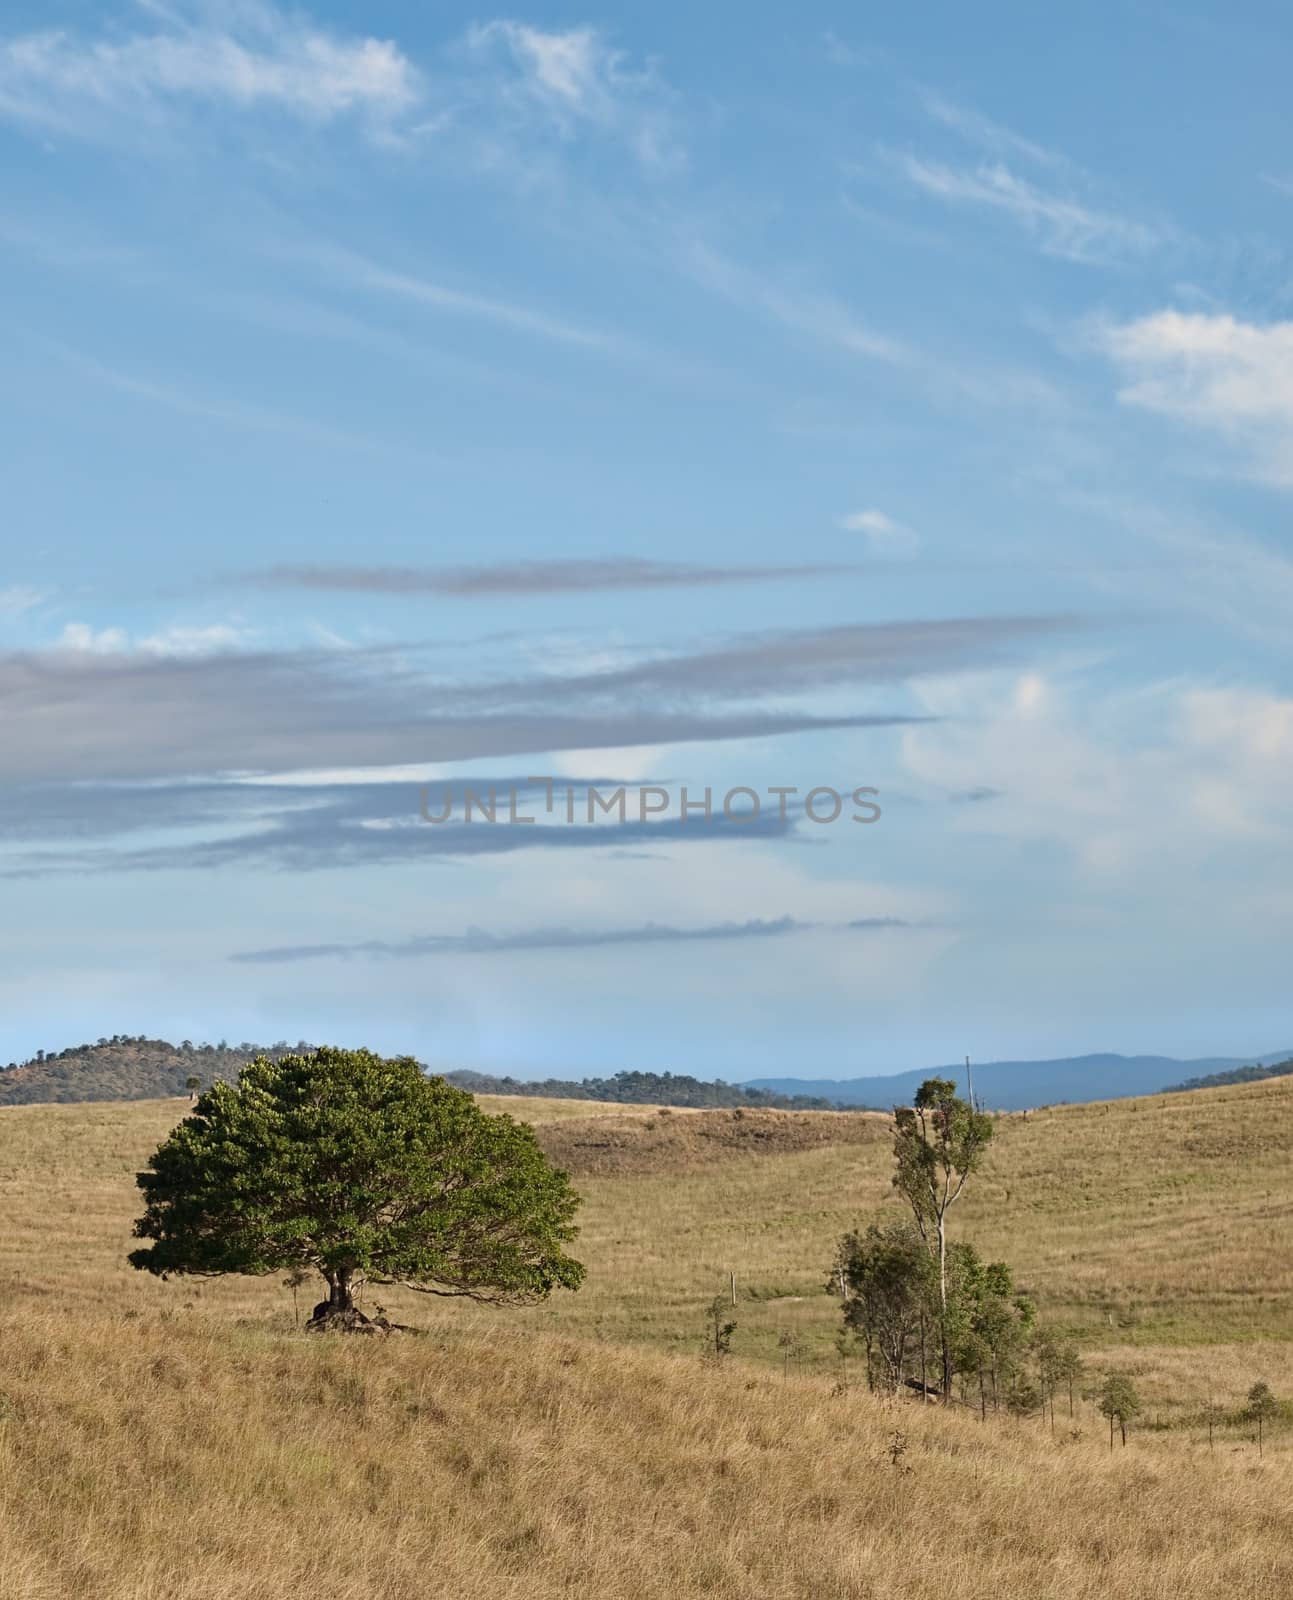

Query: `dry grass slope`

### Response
(1, 1310, 1290, 1600)
(0, 1077, 1289, 1597)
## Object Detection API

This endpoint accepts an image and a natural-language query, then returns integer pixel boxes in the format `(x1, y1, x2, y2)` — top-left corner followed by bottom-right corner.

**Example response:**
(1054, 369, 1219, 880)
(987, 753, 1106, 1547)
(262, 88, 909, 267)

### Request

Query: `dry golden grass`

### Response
(0, 1307, 1289, 1600)
(471, 1093, 693, 1122)
(533, 1106, 890, 1176)
(0, 1078, 1290, 1597)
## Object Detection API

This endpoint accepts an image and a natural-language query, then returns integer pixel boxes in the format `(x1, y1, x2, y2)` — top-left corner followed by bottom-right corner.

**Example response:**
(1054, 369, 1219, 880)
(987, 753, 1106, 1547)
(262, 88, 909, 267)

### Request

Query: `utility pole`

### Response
(965, 1054, 976, 1112)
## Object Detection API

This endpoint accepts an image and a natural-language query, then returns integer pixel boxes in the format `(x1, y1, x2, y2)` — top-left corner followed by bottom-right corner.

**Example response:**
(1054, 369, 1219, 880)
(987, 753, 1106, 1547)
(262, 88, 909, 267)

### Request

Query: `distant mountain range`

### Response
(743, 1050, 1293, 1112)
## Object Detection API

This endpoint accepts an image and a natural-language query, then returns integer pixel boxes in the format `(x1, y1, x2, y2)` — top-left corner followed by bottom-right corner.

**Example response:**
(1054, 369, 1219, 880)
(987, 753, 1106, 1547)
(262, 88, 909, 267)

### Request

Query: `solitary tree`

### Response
(1246, 1381, 1278, 1457)
(130, 1047, 585, 1325)
(184, 1075, 201, 1102)
(892, 1078, 993, 1397)
(1098, 1373, 1141, 1449)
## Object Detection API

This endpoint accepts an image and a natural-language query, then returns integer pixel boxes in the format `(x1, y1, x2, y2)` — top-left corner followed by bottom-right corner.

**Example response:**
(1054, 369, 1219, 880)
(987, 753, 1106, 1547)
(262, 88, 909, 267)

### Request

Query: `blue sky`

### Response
(3, 1, 1293, 1077)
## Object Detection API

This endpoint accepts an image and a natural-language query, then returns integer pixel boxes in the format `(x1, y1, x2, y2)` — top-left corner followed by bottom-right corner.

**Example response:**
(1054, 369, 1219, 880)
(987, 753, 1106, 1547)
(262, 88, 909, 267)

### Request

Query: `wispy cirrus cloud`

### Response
(228, 913, 912, 964)
(887, 152, 1160, 265)
(0, 586, 47, 619)
(681, 241, 909, 364)
(0, 1, 421, 142)
(464, 21, 680, 170)
(915, 88, 1067, 171)
(251, 557, 855, 596)
(293, 243, 627, 353)
(1102, 310, 1293, 486)
(44, 338, 421, 459)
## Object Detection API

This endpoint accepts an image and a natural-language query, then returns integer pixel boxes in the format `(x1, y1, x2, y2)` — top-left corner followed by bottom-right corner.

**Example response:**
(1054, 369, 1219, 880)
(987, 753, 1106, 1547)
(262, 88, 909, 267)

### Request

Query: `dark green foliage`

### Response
(836, 1221, 1031, 1407)
(129, 1048, 585, 1312)
(947, 1251, 1035, 1415)
(444, 1067, 853, 1111)
(837, 1220, 935, 1392)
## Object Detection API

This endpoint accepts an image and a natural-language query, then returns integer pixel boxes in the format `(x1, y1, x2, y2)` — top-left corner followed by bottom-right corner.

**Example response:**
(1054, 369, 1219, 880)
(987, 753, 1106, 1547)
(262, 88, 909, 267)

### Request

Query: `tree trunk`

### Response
(1120, 1420, 1126, 1447)
(937, 1216, 951, 1401)
(326, 1269, 354, 1313)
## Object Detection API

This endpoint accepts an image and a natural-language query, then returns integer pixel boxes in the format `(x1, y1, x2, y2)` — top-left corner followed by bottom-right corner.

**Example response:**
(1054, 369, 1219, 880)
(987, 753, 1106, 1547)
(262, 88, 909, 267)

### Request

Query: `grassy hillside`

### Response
(0, 1078, 1289, 1596)
(1, 1307, 1288, 1600)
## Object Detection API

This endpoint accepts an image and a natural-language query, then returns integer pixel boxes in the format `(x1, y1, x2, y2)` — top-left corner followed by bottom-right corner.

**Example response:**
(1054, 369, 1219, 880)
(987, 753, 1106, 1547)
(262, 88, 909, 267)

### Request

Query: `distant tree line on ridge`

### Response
(0, 1039, 860, 1111)
(444, 1067, 858, 1111)
(1167, 1057, 1293, 1092)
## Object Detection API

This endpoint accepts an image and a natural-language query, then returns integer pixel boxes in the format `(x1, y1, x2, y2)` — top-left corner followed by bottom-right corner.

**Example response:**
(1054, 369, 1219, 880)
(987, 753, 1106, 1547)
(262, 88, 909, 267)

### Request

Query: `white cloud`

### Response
(57, 623, 129, 654)
(889, 153, 1159, 264)
(839, 508, 918, 553)
(1102, 310, 1293, 486)
(138, 624, 250, 656)
(0, 2, 421, 140)
(465, 21, 679, 170)
(56, 621, 248, 656)
(901, 669, 1293, 894)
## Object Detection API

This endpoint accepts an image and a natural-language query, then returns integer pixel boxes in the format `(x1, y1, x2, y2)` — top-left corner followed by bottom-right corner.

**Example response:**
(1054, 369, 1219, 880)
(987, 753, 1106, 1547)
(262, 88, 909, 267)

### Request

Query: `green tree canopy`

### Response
(129, 1047, 585, 1321)
(837, 1219, 936, 1392)
(947, 1248, 1034, 1414)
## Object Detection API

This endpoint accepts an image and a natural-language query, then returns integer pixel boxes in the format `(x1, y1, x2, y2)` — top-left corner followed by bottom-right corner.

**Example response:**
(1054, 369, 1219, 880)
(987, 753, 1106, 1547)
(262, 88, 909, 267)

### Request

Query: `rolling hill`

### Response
(0, 1074, 1289, 1598)
(0, 1035, 315, 1105)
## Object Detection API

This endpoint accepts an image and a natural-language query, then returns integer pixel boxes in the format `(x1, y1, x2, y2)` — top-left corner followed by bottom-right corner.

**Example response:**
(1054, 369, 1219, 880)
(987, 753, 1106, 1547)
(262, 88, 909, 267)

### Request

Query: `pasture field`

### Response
(0, 1077, 1289, 1597)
